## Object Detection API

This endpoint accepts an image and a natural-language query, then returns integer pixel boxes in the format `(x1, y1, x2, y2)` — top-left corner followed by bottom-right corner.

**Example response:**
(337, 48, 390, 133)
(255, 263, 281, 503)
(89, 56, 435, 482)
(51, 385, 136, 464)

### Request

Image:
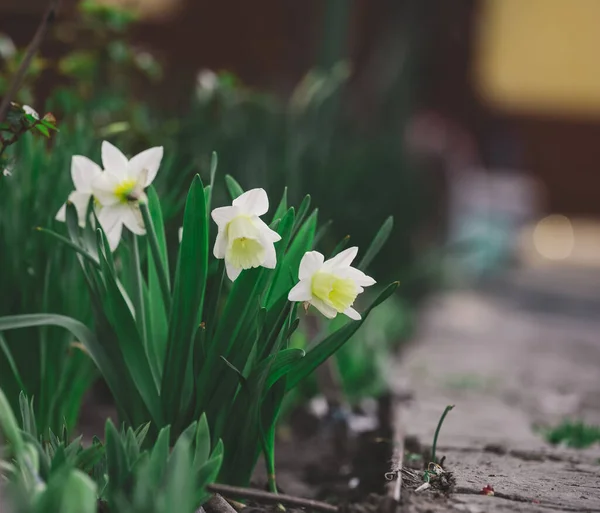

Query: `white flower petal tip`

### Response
(211, 188, 280, 281)
(288, 249, 375, 320)
(232, 188, 269, 216)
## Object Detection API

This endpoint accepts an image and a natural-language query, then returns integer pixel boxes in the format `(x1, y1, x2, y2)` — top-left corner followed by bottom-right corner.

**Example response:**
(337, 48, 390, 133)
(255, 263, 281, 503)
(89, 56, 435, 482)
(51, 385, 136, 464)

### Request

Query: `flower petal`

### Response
(101, 141, 129, 178)
(55, 203, 67, 222)
(225, 260, 242, 281)
(69, 191, 93, 228)
(288, 280, 312, 302)
(324, 246, 359, 271)
(343, 307, 361, 320)
(128, 146, 163, 186)
(98, 204, 126, 233)
(299, 251, 325, 281)
(92, 172, 122, 207)
(121, 206, 146, 235)
(178, 226, 183, 242)
(262, 241, 277, 269)
(105, 221, 123, 252)
(255, 218, 282, 242)
(232, 188, 269, 216)
(213, 230, 228, 258)
(338, 266, 376, 287)
(211, 205, 239, 229)
(71, 156, 102, 193)
(310, 297, 338, 319)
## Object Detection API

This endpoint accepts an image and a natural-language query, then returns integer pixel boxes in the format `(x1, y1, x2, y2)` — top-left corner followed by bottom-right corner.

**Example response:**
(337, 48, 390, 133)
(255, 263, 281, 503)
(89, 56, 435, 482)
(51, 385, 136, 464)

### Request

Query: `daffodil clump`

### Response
(0, 144, 397, 491)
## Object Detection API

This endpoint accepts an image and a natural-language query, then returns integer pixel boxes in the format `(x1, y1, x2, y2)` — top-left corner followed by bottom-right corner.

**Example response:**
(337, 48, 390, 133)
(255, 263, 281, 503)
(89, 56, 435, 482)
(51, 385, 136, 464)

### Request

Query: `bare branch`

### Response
(0, 0, 62, 122)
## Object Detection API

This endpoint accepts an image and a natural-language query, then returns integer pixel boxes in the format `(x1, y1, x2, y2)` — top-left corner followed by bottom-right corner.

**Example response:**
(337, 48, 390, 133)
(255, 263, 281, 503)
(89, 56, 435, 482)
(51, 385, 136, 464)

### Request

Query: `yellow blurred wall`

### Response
(475, 0, 600, 119)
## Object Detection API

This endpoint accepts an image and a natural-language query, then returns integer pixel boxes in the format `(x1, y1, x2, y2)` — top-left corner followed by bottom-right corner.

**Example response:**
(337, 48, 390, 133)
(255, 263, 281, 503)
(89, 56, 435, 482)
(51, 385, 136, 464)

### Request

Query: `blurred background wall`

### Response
(2, 0, 600, 269)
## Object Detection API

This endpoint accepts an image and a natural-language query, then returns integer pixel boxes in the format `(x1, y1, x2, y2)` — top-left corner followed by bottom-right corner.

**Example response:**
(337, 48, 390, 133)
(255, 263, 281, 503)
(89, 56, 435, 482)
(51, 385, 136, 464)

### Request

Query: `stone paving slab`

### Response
(392, 277, 600, 512)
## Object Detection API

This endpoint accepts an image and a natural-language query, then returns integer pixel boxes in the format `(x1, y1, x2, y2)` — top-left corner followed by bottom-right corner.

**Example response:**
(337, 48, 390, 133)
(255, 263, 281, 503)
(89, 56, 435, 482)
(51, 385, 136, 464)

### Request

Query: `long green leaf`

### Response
(162, 175, 209, 423)
(140, 200, 171, 313)
(271, 187, 288, 223)
(224, 174, 244, 201)
(96, 238, 161, 426)
(0, 314, 122, 411)
(0, 333, 26, 393)
(358, 216, 393, 271)
(266, 208, 317, 308)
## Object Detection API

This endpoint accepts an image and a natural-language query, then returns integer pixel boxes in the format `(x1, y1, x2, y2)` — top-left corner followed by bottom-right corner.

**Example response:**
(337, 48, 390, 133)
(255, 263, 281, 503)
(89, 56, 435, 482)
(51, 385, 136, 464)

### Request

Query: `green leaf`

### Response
(224, 174, 244, 201)
(105, 419, 129, 492)
(0, 387, 25, 459)
(148, 425, 170, 483)
(250, 348, 305, 391)
(194, 413, 211, 469)
(271, 187, 288, 223)
(358, 216, 393, 271)
(18, 392, 37, 438)
(163, 436, 196, 511)
(96, 241, 161, 425)
(330, 234, 350, 258)
(205, 151, 218, 213)
(266, 208, 317, 308)
(134, 422, 151, 447)
(291, 194, 311, 238)
(220, 356, 247, 386)
(313, 219, 333, 248)
(129, 234, 148, 364)
(285, 282, 399, 390)
(34, 123, 50, 137)
(0, 334, 26, 393)
(140, 199, 171, 315)
(41, 119, 58, 130)
(161, 175, 209, 423)
(195, 450, 223, 505)
(59, 470, 97, 513)
(0, 314, 124, 416)
(35, 227, 100, 268)
(74, 442, 105, 473)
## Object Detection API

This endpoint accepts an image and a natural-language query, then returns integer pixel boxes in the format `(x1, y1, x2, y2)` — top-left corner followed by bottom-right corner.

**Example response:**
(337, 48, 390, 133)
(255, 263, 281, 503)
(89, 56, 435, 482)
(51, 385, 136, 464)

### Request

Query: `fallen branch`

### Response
(207, 484, 338, 513)
(0, 0, 61, 122)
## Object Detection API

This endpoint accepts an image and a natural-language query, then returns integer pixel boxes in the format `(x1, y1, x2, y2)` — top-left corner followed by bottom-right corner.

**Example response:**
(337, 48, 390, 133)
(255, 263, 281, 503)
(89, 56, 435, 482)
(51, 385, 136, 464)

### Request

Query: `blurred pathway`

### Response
(393, 267, 600, 512)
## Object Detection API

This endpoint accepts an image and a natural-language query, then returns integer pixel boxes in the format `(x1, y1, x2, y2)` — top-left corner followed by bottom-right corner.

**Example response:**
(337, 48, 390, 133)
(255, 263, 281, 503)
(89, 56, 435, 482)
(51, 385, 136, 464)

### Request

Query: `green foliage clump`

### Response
(544, 420, 600, 449)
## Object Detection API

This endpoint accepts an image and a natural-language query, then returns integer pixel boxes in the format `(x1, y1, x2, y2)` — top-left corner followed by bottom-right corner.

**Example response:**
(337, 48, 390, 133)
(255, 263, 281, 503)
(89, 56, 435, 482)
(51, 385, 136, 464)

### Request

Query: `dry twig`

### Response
(207, 483, 338, 513)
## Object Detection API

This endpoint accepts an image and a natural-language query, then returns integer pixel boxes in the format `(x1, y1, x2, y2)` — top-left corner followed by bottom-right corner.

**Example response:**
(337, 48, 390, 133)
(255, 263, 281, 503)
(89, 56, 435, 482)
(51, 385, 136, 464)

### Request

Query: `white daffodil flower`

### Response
(288, 247, 376, 320)
(211, 188, 281, 281)
(91, 141, 163, 248)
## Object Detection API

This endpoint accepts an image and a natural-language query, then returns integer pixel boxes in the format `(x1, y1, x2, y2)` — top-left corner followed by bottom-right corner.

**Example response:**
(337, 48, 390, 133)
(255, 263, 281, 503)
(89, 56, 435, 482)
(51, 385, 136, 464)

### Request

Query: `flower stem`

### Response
(431, 404, 454, 465)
